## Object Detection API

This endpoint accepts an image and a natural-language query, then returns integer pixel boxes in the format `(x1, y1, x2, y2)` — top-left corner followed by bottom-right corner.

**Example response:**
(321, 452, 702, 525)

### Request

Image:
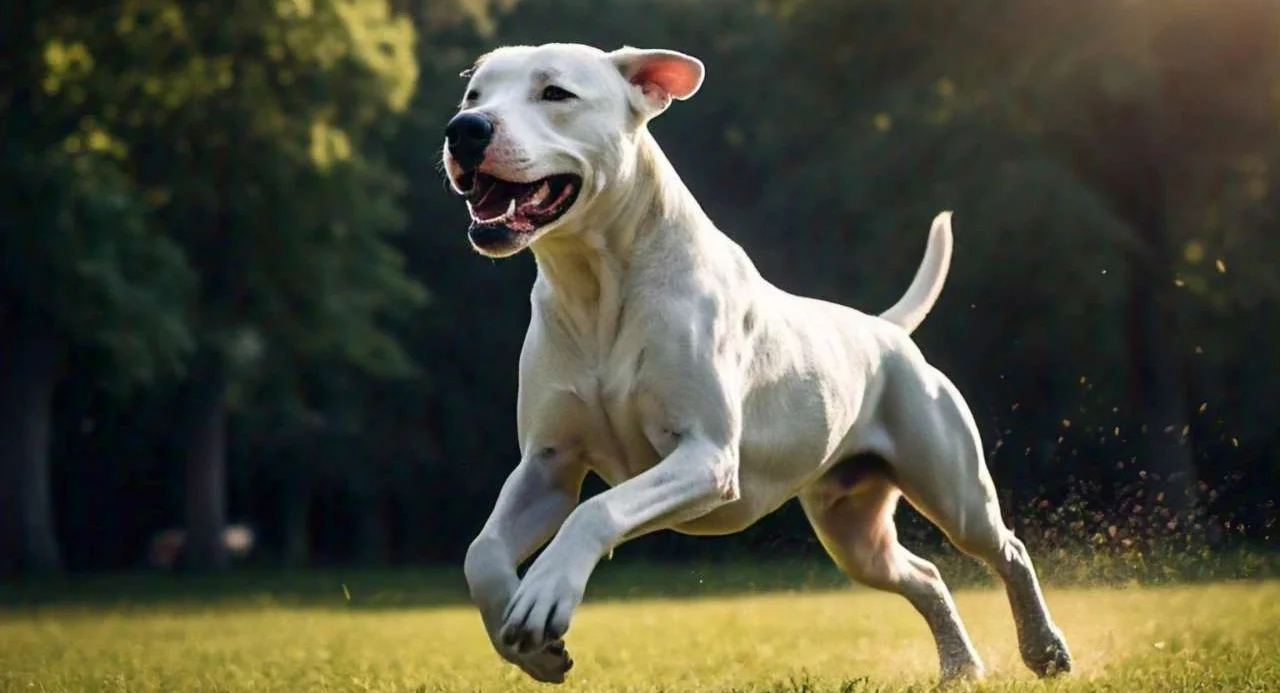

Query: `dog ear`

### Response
(610, 47, 705, 117)
(460, 50, 497, 79)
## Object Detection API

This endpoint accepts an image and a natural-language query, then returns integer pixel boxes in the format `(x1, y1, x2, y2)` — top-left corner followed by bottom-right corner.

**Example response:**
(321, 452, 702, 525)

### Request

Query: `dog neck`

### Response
(529, 128, 709, 352)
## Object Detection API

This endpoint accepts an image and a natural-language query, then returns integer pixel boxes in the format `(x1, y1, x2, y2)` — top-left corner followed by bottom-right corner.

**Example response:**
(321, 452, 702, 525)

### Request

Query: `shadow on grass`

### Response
(405, 673, 922, 693)
(1, 547, 1277, 615)
(711, 673, 924, 693)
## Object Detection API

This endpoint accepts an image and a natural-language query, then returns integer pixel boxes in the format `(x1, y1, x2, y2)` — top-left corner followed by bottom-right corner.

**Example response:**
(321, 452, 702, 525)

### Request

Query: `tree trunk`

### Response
(1126, 255, 1195, 510)
(1093, 101, 1199, 536)
(351, 477, 387, 567)
(182, 352, 230, 572)
(0, 304, 64, 575)
(281, 462, 311, 569)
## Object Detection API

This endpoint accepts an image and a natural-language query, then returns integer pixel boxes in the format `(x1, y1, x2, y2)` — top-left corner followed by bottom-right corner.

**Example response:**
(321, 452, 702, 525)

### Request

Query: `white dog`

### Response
(441, 42, 1072, 685)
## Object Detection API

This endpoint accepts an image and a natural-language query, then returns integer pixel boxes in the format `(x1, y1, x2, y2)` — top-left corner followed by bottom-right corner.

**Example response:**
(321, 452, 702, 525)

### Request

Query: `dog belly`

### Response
(669, 500, 768, 536)
(670, 473, 793, 536)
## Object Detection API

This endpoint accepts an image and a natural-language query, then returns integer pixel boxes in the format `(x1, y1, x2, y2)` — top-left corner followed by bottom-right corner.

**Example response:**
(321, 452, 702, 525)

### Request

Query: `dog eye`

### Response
(464, 90, 480, 103)
(541, 85, 577, 102)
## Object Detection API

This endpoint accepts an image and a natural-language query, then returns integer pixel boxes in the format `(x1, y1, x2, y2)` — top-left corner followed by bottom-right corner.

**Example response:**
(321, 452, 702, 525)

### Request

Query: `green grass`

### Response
(2, 560, 1279, 692)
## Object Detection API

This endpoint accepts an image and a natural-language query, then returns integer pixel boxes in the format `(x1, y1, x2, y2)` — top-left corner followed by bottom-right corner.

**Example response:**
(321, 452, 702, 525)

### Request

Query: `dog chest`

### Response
(563, 345, 689, 485)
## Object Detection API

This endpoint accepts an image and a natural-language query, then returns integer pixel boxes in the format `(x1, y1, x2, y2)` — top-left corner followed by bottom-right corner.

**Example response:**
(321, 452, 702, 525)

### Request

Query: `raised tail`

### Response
(878, 211, 954, 334)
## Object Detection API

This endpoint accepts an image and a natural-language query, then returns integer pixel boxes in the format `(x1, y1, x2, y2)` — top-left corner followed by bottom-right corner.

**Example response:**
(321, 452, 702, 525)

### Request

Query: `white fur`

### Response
(444, 42, 1073, 685)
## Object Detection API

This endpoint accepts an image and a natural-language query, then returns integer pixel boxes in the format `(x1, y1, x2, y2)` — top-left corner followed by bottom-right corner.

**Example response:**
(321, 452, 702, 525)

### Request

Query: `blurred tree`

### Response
(30, 0, 425, 570)
(972, 0, 1280, 535)
(975, 0, 1280, 531)
(764, 0, 1280, 541)
(6, 0, 1277, 572)
(0, 3, 196, 575)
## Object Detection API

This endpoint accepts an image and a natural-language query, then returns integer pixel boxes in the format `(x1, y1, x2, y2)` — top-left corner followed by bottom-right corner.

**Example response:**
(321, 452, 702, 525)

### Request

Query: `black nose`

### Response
(445, 112, 494, 170)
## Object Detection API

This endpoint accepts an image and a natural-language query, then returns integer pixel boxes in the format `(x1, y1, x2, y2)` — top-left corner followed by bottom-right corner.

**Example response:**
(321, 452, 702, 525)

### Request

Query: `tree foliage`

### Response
(2, 0, 1277, 572)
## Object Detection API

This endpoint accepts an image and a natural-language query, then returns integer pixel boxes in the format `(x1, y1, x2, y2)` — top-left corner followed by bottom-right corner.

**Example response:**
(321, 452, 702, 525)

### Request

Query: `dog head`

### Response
(441, 43, 704, 258)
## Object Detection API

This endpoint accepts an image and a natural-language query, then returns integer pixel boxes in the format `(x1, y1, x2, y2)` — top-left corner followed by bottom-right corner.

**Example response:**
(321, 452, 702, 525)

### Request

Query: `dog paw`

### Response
(500, 568, 583, 655)
(938, 659, 984, 685)
(510, 639, 574, 684)
(1022, 632, 1073, 678)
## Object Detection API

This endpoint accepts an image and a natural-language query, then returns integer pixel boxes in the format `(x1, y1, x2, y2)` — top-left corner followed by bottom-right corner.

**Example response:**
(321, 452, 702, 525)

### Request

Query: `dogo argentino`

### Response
(440, 42, 1073, 685)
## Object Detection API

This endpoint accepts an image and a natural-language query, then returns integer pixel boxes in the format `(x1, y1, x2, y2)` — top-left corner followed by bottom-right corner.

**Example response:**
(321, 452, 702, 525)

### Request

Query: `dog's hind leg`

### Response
(800, 470, 985, 682)
(890, 370, 1073, 678)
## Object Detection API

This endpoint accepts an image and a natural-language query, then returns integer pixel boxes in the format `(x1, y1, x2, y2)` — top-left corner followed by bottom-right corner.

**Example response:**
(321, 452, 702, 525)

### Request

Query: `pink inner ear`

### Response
(628, 56, 700, 102)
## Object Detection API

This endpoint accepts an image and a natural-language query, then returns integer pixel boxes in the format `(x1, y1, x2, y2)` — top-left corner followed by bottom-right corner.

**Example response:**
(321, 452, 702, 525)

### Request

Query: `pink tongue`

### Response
(471, 179, 570, 224)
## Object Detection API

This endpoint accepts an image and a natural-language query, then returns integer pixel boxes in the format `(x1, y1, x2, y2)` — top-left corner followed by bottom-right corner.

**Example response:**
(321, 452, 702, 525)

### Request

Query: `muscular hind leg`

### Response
(892, 373, 1073, 677)
(800, 476, 984, 681)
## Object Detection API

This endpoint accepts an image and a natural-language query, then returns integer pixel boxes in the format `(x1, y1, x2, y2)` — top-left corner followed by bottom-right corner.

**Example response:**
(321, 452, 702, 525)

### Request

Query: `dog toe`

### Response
(938, 659, 984, 685)
(546, 611, 570, 642)
(514, 640, 574, 684)
(1023, 637, 1073, 678)
(503, 573, 582, 655)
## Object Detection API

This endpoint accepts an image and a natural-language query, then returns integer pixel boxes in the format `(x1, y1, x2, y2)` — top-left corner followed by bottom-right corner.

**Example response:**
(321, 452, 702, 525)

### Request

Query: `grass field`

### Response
(2, 560, 1279, 693)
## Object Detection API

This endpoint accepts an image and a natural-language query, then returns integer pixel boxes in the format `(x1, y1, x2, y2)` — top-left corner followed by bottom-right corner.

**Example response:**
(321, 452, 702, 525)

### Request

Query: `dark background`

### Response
(2, 0, 1277, 578)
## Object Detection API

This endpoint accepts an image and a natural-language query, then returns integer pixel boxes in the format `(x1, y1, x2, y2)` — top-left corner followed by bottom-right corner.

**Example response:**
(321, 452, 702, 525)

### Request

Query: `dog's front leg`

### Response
(465, 449, 586, 683)
(499, 435, 739, 656)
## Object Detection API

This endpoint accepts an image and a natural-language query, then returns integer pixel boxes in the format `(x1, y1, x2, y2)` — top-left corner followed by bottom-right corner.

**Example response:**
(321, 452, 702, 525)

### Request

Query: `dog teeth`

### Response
(491, 198, 516, 224)
(528, 182, 551, 207)
(468, 197, 518, 225)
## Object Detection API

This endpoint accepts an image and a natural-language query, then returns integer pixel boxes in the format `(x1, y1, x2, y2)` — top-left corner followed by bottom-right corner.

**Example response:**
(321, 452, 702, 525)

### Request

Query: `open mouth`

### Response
(461, 172, 582, 234)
